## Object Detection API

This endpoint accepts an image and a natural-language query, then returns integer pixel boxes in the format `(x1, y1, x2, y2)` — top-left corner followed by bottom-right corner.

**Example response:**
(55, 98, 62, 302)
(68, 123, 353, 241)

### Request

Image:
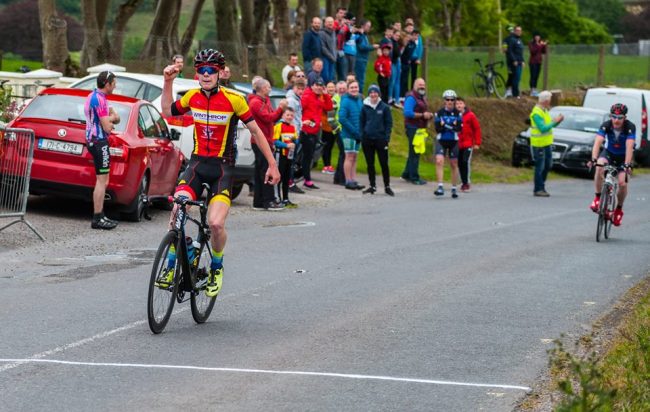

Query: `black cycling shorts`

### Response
(599, 150, 625, 167)
(176, 156, 234, 206)
(435, 140, 459, 159)
(87, 139, 110, 175)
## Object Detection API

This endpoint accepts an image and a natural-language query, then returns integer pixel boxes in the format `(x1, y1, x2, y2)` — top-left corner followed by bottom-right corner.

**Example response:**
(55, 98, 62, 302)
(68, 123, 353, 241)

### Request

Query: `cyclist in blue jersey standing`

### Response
(433, 90, 463, 198)
(84, 71, 121, 230)
(589, 103, 635, 226)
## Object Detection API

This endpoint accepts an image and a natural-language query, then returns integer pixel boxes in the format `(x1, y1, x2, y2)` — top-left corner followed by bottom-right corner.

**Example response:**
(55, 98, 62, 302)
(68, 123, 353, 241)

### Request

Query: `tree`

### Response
(506, 0, 611, 44)
(79, 0, 113, 69)
(272, 0, 293, 56)
(621, 7, 650, 42)
(38, 0, 69, 73)
(576, 0, 625, 35)
(180, 0, 207, 56)
(214, 0, 240, 64)
(239, 0, 254, 45)
(110, 0, 145, 62)
(249, 0, 271, 76)
(139, 0, 180, 61)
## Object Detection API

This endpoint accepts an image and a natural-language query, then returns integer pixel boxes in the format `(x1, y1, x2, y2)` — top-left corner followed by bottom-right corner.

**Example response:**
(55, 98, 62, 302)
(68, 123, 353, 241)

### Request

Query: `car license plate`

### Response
(38, 138, 83, 155)
(552, 152, 561, 160)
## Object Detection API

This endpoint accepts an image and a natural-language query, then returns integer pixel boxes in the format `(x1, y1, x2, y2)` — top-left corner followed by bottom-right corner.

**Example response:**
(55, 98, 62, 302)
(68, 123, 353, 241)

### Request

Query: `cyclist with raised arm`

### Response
(160, 49, 280, 297)
(589, 103, 635, 226)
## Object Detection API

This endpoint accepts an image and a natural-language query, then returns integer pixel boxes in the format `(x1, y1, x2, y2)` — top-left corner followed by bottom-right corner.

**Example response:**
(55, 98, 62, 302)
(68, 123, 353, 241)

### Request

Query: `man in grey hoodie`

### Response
(319, 16, 338, 83)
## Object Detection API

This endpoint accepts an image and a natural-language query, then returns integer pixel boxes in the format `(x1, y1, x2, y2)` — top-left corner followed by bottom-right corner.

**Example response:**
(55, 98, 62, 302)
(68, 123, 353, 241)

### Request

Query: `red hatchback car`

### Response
(3, 88, 184, 221)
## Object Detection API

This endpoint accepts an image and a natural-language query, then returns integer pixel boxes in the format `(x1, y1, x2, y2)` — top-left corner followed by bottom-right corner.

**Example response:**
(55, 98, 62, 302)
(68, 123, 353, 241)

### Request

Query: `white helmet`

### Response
(442, 89, 457, 99)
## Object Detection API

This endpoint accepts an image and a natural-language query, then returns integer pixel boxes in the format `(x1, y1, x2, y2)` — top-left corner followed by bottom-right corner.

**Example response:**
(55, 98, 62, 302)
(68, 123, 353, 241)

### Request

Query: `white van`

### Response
(582, 87, 650, 165)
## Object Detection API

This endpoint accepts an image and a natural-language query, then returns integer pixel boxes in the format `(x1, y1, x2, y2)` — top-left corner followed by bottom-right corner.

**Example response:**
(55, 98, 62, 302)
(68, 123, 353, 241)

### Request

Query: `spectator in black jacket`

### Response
(302, 17, 322, 73)
(503, 25, 525, 98)
(360, 84, 394, 196)
(399, 32, 416, 101)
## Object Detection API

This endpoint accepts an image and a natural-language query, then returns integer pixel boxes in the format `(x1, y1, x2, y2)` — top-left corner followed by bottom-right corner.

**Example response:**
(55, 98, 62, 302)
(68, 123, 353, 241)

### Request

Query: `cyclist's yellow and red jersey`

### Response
(171, 87, 253, 164)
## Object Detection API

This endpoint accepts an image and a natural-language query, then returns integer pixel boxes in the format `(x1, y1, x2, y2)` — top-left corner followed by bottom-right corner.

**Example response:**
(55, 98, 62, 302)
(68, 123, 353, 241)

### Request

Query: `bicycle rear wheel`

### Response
(596, 189, 609, 242)
(190, 240, 216, 324)
(148, 231, 180, 333)
(472, 73, 487, 98)
(492, 73, 507, 100)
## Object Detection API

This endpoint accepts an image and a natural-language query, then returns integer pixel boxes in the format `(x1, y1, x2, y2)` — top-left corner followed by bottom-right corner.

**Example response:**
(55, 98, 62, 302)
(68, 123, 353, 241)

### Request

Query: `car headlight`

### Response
(515, 136, 528, 145)
(569, 144, 591, 152)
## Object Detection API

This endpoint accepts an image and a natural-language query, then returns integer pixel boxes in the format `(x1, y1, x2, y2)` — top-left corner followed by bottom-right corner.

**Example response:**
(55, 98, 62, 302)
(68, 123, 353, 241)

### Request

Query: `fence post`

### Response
(488, 46, 495, 64)
(542, 44, 549, 90)
(597, 44, 605, 86)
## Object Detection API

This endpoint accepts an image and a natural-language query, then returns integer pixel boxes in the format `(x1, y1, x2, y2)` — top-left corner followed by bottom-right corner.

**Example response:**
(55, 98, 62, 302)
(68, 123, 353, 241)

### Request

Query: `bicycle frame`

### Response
(171, 197, 211, 302)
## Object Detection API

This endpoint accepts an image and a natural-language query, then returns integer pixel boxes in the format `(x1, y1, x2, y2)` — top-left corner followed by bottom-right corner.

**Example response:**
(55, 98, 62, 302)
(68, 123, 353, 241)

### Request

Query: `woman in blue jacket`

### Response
(339, 80, 365, 190)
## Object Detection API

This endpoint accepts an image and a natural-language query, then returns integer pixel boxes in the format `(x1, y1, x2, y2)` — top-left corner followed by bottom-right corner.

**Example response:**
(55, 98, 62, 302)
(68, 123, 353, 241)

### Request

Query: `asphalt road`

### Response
(1, 173, 649, 411)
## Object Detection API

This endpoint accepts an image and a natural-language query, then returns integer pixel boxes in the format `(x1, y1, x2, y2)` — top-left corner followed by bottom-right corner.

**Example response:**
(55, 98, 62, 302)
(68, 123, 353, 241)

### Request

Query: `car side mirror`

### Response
(170, 128, 181, 141)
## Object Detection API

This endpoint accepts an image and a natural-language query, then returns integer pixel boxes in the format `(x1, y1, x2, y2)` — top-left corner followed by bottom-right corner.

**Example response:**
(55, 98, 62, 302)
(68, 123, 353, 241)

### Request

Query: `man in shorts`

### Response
(84, 70, 121, 230)
(433, 89, 463, 198)
(161, 49, 280, 297)
(589, 103, 635, 226)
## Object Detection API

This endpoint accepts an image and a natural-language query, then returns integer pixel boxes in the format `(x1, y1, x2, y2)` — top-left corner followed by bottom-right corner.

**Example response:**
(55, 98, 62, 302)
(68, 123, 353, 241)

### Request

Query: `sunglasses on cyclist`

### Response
(196, 66, 220, 76)
(610, 114, 625, 120)
(445, 98, 455, 102)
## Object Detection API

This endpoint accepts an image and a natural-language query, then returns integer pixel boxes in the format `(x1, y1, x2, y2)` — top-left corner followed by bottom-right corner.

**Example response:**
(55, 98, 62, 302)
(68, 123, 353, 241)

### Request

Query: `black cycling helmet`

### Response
(610, 103, 628, 116)
(194, 48, 226, 68)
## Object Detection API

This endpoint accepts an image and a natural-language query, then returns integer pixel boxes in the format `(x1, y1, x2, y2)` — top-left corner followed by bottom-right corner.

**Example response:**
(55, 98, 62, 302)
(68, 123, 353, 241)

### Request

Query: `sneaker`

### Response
(385, 186, 395, 196)
(345, 183, 357, 190)
(321, 166, 335, 175)
(505, 88, 513, 97)
(282, 200, 298, 208)
(434, 186, 444, 196)
(353, 182, 365, 190)
(460, 184, 470, 192)
(205, 267, 223, 297)
(590, 196, 600, 213)
(411, 179, 427, 185)
(612, 208, 623, 226)
(451, 188, 458, 199)
(362, 186, 376, 194)
(264, 201, 285, 211)
(534, 191, 550, 197)
(303, 181, 320, 189)
(91, 216, 118, 230)
(289, 184, 305, 194)
(154, 267, 174, 288)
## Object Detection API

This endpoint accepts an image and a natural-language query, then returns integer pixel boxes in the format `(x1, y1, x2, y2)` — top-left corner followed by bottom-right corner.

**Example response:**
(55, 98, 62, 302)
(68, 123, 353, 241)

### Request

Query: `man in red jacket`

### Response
(456, 97, 482, 192)
(249, 77, 288, 209)
(300, 77, 333, 189)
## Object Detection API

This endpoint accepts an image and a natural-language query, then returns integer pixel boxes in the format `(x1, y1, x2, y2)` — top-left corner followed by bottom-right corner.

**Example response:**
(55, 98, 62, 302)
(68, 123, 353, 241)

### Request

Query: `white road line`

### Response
(0, 358, 532, 392)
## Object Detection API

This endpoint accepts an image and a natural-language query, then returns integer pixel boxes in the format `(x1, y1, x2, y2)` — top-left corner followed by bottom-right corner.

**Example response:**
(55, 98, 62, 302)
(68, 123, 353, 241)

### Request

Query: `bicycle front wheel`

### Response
(472, 73, 487, 98)
(190, 240, 216, 324)
(604, 187, 615, 239)
(148, 231, 180, 334)
(492, 73, 507, 100)
(596, 189, 609, 242)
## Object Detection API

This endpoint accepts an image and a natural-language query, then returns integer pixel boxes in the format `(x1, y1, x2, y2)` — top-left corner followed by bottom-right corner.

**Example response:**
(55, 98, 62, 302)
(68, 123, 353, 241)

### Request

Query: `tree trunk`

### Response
(95, 0, 111, 61)
(440, 0, 452, 41)
(38, 0, 69, 73)
(168, 0, 182, 53)
(214, 0, 241, 65)
(404, 1, 420, 28)
(180, 0, 207, 56)
(306, 0, 319, 20)
(239, 0, 254, 45)
(294, 0, 307, 50)
(140, 0, 180, 62)
(272, 0, 292, 56)
(80, 0, 103, 70)
(452, 3, 462, 35)
(354, 0, 364, 21)
(249, 0, 270, 76)
(111, 0, 144, 62)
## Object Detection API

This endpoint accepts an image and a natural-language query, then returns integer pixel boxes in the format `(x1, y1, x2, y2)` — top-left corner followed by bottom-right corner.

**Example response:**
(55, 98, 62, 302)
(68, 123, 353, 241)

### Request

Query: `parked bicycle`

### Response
(472, 58, 506, 99)
(594, 163, 625, 242)
(147, 184, 216, 333)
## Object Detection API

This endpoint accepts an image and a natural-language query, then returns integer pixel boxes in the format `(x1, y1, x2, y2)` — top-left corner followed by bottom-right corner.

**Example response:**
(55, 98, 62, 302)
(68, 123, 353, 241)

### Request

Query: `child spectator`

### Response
(374, 44, 392, 102)
(273, 108, 299, 208)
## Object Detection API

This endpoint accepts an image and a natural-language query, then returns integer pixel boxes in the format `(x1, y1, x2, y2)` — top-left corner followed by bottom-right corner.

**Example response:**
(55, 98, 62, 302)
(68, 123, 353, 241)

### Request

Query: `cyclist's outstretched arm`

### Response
(161, 65, 179, 117)
(590, 135, 605, 165)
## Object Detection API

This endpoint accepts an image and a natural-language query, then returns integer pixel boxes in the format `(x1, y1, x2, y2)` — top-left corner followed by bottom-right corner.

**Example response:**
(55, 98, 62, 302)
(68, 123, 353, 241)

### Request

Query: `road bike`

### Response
(147, 186, 216, 333)
(594, 163, 625, 242)
(472, 58, 507, 99)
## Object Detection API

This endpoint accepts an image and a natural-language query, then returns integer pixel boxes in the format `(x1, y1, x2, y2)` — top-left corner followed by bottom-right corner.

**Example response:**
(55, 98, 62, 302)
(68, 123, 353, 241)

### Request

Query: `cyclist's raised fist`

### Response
(163, 65, 179, 80)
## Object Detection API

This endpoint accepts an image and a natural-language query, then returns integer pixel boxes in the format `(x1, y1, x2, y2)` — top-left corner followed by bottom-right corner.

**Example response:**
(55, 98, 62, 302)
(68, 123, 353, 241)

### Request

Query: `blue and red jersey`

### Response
(84, 89, 109, 142)
(597, 119, 636, 156)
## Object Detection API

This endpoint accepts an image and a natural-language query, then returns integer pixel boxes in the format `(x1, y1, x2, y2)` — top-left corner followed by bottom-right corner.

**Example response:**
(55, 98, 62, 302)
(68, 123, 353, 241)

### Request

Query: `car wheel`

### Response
(123, 173, 149, 222)
(511, 146, 522, 167)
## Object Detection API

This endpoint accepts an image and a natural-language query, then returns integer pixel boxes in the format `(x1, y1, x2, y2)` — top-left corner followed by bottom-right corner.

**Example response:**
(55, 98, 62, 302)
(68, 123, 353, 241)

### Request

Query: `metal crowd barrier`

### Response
(0, 126, 44, 240)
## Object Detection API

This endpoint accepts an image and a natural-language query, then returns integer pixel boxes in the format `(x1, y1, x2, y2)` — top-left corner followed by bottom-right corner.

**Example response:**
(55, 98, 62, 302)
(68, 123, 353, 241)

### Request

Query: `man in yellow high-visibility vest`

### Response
(529, 91, 564, 196)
